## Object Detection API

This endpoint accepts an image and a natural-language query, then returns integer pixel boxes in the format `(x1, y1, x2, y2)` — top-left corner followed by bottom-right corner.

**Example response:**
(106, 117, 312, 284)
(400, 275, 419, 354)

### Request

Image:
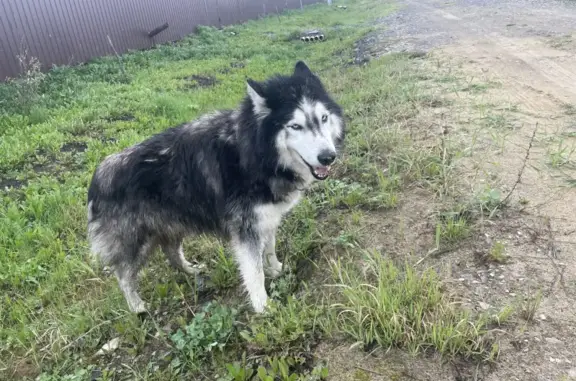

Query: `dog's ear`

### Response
(246, 79, 269, 117)
(293, 61, 314, 78)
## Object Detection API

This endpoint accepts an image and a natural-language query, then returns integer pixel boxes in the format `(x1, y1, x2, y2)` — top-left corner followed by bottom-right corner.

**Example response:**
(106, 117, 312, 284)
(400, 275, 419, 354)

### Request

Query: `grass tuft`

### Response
(329, 250, 497, 361)
(241, 293, 325, 353)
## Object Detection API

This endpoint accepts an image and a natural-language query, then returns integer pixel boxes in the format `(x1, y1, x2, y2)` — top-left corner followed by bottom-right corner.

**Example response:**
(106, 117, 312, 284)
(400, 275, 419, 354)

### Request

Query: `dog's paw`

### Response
(266, 261, 283, 279)
(250, 292, 270, 314)
(252, 299, 269, 314)
(131, 301, 148, 315)
(183, 262, 205, 275)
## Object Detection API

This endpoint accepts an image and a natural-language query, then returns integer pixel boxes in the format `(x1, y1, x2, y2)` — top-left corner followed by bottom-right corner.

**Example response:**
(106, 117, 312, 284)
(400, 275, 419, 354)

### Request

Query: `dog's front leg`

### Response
(264, 231, 283, 279)
(231, 235, 268, 313)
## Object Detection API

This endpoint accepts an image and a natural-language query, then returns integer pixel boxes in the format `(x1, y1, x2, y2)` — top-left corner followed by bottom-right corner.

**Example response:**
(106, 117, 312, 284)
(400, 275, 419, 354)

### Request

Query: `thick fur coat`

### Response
(87, 61, 345, 313)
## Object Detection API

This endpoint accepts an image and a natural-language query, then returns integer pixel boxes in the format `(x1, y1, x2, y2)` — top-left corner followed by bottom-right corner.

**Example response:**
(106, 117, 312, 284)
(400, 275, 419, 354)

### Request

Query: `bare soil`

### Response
(329, 0, 576, 380)
(182, 74, 219, 89)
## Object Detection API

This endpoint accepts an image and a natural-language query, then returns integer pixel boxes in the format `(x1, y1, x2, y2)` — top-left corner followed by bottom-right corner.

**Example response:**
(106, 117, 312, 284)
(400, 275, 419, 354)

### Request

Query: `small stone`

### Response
(539, 314, 547, 321)
(568, 368, 576, 377)
(545, 337, 562, 345)
(489, 272, 495, 277)
(96, 337, 120, 356)
(479, 302, 490, 310)
(90, 369, 102, 381)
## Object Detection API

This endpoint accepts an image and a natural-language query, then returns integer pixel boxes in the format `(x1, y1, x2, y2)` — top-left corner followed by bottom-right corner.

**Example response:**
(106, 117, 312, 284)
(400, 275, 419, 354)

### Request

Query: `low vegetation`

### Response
(329, 250, 497, 361)
(0, 0, 525, 380)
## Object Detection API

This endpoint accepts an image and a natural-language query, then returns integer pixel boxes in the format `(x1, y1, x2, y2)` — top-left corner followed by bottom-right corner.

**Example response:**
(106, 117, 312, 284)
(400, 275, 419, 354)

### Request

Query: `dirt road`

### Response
(350, 0, 576, 380)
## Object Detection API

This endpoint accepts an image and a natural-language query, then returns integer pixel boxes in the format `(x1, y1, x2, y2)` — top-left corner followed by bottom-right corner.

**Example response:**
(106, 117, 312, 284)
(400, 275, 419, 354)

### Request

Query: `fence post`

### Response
(216, 0, 221, 28)
(203, 0, 209, 22)
(300, 0, 303, 10)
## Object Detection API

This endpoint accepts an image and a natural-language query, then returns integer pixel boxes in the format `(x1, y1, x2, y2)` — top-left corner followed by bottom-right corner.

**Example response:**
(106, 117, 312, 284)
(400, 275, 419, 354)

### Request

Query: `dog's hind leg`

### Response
(161, 241, 200, 275)
(115, 265, 147, 314)
(264, 232, 283, 279)
(112, 239, 156, 314)
(231, 234, 268, 313)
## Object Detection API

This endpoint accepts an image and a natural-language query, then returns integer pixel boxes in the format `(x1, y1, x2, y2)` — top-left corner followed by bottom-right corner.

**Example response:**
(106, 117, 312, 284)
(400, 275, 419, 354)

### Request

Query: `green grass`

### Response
(547, 138, 576, 168)
(240, 294, 326, 353)
(170, 302, 238, 372)
(487, 241, 508, 264)
(0, 0, 513, 379)
(328, 250, 497, 361)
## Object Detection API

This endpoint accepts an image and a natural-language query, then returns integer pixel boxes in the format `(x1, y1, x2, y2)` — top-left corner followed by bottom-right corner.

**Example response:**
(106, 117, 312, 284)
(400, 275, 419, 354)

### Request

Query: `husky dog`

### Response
(87, 61, 345, 313)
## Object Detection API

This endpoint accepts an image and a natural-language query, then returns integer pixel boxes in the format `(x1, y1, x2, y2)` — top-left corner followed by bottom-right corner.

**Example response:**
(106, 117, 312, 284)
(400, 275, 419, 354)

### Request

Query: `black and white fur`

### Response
(87, 61, 345, 313)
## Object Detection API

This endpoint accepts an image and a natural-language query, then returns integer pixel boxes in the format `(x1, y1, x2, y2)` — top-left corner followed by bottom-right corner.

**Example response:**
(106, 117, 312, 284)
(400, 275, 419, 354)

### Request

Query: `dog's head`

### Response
(246, 61, 345, 182)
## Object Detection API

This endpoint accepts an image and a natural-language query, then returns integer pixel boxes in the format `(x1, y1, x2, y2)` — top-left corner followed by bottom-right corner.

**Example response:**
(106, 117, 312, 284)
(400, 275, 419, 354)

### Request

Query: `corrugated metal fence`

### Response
(0, 0, 321, 81)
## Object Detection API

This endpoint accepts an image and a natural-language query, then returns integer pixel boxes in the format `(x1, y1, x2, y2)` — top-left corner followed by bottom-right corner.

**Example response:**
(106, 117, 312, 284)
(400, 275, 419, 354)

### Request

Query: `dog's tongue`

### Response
(314, 166, 330, 177)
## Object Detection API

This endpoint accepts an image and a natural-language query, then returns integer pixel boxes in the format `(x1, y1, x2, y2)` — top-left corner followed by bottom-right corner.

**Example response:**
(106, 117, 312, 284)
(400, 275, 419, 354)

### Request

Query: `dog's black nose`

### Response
(317, 150, 336, 166)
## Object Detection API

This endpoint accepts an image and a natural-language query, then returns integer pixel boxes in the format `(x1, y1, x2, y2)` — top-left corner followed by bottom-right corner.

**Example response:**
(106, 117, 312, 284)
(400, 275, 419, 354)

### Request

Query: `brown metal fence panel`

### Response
(0, 0, 323, 81)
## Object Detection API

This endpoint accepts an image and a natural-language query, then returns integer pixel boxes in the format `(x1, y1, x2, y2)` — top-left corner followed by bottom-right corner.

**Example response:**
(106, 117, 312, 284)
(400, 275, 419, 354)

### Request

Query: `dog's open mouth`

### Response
(311, 165, 331, 180)
(295, 153, 333, 180)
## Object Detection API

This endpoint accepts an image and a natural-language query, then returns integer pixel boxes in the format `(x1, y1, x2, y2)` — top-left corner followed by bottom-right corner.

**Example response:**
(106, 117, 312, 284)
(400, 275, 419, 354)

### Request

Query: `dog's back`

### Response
(88, 115, 236, 238)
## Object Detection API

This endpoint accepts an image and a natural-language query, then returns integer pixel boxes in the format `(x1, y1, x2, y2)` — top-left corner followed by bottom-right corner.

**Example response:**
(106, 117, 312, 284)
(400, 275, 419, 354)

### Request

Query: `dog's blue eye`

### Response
(321, 114, 328, 123)
(289, 124, 303, 130)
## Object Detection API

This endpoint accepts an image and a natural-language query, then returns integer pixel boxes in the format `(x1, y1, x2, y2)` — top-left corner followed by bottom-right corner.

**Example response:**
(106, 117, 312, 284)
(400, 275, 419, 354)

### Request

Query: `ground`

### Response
(354, 1, 576, 379)
(1, 0, 576, 380)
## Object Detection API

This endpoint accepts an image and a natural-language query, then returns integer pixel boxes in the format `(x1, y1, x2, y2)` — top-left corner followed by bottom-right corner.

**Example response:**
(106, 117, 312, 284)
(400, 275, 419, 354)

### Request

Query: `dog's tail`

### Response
(87, 200, 107, 265)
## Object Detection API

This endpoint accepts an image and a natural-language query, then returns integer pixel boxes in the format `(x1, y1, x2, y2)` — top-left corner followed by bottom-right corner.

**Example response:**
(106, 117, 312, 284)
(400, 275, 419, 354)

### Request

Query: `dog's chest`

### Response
(254, 192, 301, 230)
